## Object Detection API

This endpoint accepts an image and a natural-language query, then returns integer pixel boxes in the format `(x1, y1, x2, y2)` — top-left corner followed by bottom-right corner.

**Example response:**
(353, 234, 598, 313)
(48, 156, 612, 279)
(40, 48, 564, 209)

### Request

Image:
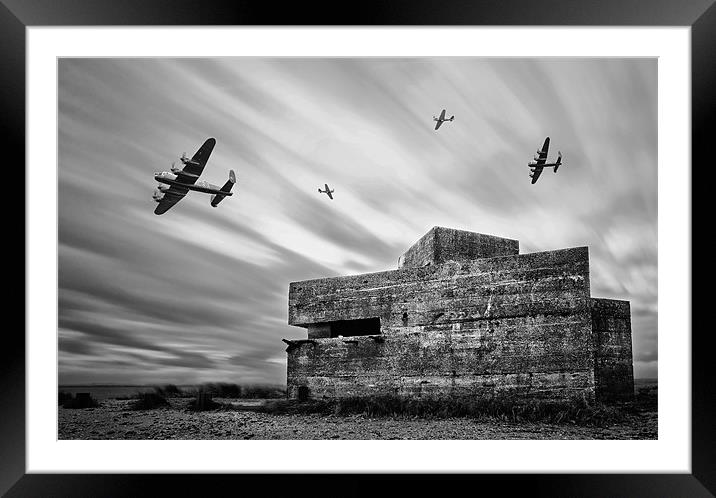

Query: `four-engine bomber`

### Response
(151, 138, 236, 215)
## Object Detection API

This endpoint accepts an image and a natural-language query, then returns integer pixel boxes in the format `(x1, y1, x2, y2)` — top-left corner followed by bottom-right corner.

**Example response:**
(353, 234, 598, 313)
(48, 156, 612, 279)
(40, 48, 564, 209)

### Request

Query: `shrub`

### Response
(58, 391, 73, 406)
(635, 385, 658, 411)
(186, 391, 222, 411)
(130, 391, 169, 410)
(259, 399, 333, 416)
(153, 384, 183, 397)
(62, 393, 100, 409)
(155, 382, 286, 399)
(196, 383, 241, 398)
(240, 385, 286, 399)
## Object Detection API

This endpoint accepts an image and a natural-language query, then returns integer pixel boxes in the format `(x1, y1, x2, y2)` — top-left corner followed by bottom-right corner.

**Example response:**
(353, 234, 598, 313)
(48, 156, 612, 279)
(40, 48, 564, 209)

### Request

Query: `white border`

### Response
(27, 27, 690, 473)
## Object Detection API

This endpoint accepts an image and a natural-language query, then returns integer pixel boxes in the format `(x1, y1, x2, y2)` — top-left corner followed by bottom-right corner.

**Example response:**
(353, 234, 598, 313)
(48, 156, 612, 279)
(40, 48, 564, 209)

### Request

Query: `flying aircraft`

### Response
(318, 183, 334, 200)
(433, 109, 455, 130)
(527, 137, 563, 185)
(152, 138, 236, 215)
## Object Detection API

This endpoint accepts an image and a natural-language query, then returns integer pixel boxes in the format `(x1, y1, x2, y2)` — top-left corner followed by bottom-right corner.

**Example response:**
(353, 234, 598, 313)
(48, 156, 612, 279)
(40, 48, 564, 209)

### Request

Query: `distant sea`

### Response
(58, 385, 195, 400)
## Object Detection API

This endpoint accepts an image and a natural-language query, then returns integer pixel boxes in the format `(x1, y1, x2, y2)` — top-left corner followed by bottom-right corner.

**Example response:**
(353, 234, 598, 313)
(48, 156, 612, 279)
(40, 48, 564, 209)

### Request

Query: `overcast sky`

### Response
(58, 57, 657, 386)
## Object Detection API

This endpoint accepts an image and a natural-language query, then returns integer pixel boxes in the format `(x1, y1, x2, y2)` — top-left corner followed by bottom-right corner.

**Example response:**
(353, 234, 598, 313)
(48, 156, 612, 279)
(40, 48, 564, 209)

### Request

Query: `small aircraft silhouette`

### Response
(433, 109, 454, 130)
(527, 137, 563, 185)
(152, 138, 236, 214)
(318, 183, 334, 200)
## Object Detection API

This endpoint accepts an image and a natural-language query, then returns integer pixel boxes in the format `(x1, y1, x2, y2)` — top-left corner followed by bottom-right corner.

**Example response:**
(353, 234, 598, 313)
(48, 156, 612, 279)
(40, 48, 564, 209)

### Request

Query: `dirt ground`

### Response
(58, 397, 657, 440)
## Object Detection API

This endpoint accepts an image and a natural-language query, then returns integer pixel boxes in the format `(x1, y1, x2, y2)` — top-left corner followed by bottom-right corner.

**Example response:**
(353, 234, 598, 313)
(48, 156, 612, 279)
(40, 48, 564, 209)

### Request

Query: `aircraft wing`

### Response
(434, 120, 443, 130)
(326, 190, 333, 200)
(530, 166, 544, 185)
(439, 109, 446, 120)
(177, 138, 216, 184)
(154, 185, 188, 215)
(537, 137, 550, 164)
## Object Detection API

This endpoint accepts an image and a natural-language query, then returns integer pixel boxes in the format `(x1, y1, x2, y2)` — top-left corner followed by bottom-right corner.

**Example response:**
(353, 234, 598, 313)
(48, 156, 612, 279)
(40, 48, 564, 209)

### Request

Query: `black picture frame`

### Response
(6, 0, 711, 496)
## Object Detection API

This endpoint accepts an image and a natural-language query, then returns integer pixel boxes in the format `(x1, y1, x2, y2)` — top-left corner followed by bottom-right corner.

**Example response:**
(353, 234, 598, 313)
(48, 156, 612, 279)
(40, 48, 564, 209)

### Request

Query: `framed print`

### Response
(8, 0, 713, 495)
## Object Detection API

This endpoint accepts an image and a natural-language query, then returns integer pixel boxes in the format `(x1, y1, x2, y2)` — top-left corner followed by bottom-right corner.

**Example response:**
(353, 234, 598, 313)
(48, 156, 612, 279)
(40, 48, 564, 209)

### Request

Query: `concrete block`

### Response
(397, 226, 519, 269)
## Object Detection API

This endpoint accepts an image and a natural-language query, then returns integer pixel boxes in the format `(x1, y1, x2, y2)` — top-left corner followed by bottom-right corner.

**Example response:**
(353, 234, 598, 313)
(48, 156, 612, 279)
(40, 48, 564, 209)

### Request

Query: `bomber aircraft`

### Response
(433, 109, 455, 130)
(318, 183, 334, 200)
(152, 138, 236, 215)
(527, 137, 563, 185)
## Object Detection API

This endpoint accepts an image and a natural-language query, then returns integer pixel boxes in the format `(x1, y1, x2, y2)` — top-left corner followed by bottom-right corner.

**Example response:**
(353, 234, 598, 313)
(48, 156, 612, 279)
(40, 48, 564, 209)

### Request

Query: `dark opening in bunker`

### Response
(297, 385, 309, 401)
(327, 317, 381, 338)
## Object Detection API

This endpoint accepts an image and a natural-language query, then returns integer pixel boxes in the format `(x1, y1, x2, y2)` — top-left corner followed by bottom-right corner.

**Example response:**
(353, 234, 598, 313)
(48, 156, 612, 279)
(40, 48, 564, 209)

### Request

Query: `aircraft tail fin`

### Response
(449, 115, 454, 121)
(224, 170, 237, 191)
(210, 170, 236, 207)
(554, 151, 562, 173)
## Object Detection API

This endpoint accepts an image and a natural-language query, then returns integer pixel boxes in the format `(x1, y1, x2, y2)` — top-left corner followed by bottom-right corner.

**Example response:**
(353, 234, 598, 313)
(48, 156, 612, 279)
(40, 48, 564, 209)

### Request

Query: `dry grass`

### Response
(258, 395, 634, 427)
(61, 392, 101, 409)
(186, 393, 222, 411)
(129, 391, 170, 410)
(151, 383, 286, 399)
(58, 391, 73, 406)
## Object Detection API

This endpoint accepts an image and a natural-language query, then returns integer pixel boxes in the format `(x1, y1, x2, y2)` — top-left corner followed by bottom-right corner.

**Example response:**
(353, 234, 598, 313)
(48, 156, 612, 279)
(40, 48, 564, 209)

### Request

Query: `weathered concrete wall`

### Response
(396, 228, 436, 269)
(397, 226, 519, 269)
(290, 247, 590, 329)
(592, 298, 635, 402)
(287, 246, 596, 402)
(286, 323, 595, 402)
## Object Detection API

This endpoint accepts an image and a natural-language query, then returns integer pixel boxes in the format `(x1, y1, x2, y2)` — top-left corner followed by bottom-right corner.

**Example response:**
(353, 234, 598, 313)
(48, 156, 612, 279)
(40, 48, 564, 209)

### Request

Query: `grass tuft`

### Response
(259, 399, 334, 416)
(239, 384, 286, 399)
(186, 391, 222, 411)
(130, 391, 170, 410)
(192, 383, 286, 399)
(635, 385, 658, 411)
(110, 383, 287, 401)
(61, 393, 100, 409)
(152, 384, 187, 397)
(58, 391, 73, 406)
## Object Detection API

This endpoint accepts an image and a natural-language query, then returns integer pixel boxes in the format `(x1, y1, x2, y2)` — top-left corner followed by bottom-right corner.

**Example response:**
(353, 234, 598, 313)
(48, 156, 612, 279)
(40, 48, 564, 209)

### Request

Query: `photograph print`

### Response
(58, 57, 657, 440)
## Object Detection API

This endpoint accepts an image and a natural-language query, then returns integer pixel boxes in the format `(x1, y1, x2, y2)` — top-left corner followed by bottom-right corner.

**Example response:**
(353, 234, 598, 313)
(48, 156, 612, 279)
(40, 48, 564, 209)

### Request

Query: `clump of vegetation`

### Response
(186, 391, 222, 411)
(61, 392, 100, 409)
(189, 382, 286, 399)
(259, 395, 630, 427)
(152, 384, 196, 398)
(259, 399, 334, 416)
(197, 382, 242, 398)
(153, 384, 181, 397)
(113, 394, 135, 400)
(130, 391, 170, 410)
(239, 384, 286, 399)
(58, 391, 73, 406)
(635, 385, 658, 411)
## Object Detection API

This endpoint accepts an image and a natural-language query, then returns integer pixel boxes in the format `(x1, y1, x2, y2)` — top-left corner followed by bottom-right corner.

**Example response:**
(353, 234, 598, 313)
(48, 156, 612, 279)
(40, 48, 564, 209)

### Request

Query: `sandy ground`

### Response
(58, 398, 657, 440)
